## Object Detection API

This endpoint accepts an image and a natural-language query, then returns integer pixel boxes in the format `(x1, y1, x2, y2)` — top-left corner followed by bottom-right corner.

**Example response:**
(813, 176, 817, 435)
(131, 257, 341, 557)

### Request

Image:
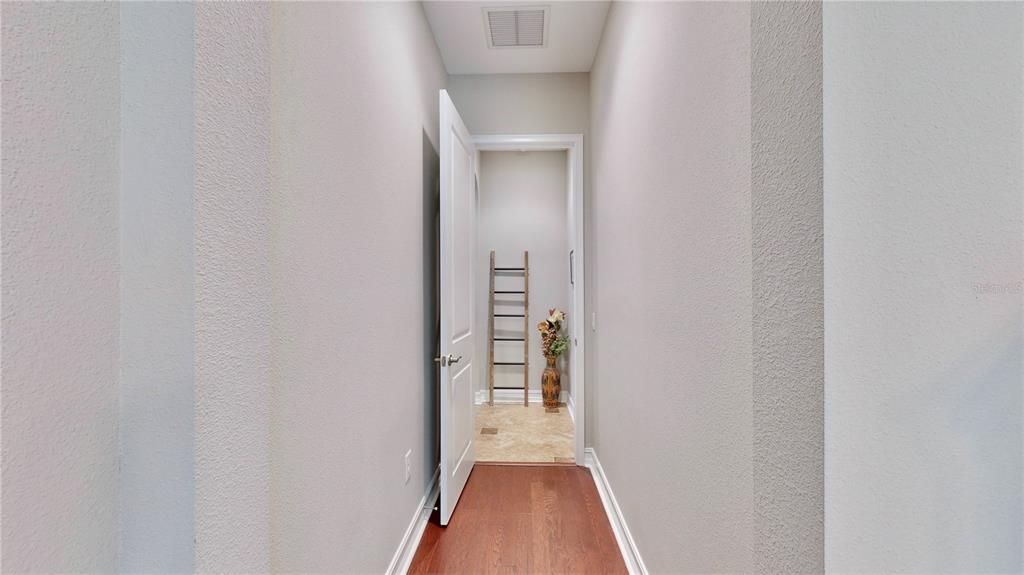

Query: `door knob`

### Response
(433, 354, 463, 367)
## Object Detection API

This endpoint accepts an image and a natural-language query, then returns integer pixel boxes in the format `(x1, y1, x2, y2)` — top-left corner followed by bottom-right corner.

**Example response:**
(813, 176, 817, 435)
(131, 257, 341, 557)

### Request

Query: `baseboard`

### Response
(386, 466, 439, 575)
(475, 389, 568, 405)
(584, 448, 648, 575)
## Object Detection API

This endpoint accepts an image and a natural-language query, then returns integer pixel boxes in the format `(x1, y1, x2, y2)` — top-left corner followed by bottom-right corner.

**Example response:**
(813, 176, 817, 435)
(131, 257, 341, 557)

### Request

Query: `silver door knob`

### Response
(433, 354, 463, 367)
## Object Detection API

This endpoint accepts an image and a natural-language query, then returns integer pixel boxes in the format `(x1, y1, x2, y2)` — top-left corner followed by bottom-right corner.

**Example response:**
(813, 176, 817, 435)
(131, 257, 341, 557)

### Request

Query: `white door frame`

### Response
(472, 133, 585, 465)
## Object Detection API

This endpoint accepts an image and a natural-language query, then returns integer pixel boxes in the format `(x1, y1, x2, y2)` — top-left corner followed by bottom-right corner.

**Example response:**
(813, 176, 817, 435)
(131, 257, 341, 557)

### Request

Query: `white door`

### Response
(438, 89, 477, 526)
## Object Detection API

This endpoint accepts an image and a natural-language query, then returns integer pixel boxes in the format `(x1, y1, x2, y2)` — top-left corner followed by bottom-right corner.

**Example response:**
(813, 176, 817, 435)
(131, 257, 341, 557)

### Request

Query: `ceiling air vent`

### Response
(485, 6, 548, 48)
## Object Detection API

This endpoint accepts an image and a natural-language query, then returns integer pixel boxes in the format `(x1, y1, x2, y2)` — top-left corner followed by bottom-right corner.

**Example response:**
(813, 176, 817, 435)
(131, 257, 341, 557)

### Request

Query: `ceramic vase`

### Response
(542, 356, 560, 408)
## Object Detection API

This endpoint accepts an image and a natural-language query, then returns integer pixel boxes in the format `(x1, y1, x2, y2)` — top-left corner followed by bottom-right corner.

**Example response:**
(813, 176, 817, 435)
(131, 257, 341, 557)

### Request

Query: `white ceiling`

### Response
(423, 1, 611, 75)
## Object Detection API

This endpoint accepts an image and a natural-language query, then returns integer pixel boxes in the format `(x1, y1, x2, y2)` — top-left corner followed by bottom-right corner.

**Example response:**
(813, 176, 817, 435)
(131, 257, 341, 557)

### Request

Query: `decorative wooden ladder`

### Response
(487, 250, 529, 406)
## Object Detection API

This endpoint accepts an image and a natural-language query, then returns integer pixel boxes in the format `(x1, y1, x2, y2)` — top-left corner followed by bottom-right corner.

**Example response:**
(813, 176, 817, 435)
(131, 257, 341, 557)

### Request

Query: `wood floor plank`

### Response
(408, 465, 627, 574)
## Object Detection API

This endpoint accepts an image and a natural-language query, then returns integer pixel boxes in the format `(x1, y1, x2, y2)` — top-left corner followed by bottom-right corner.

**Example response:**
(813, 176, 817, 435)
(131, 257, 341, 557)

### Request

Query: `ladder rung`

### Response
(494, 267, 525, 271)
(494, 337, 524, 341)
(494, 386, 526, 390)
(494, 314, 525, 317)
(494, 291, 525, 294)
(494, 362, 525, 366)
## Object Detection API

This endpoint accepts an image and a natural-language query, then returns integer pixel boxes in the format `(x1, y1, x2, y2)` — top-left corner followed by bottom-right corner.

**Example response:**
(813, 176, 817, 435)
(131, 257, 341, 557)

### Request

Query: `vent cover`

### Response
(485, 6, 548, 48)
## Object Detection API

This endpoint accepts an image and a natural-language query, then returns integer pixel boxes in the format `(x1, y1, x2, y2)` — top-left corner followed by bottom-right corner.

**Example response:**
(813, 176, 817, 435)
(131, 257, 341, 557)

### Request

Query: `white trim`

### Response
(472, 133, 585, 466)
(473, 133, 581, 151)
(584, 448, 648, 575)
(567, 394, 576, 424)
(475, 388, 567, 405)
(386, 466, 440, 575)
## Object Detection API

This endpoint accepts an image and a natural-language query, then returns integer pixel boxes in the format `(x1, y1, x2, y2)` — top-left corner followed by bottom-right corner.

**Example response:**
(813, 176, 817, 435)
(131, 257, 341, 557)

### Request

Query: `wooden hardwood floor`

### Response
(408, 465, 627, 574)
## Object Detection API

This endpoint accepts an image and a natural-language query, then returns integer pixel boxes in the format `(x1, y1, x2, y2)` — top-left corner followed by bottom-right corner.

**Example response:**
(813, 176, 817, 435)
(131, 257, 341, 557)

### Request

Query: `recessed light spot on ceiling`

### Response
(484, 6, 549, 49)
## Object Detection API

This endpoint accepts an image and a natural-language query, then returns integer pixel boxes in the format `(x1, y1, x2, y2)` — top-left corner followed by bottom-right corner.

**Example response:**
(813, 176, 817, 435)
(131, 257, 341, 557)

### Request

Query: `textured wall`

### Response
(1, 3, 121, 571)
(590, 3, 755, 571)
(268, 3, 448, 571)
(194, 3, 272, 571)
(824, 3, 1023, 572)
(476, 151, 570, 396)
(751, 3, 824, 573)
(119, 3, 196, 571)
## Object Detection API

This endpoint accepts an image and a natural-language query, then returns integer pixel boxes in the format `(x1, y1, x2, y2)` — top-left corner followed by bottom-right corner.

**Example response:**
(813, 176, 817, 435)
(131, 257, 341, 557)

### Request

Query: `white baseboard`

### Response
(475, 389, 568, 405)
(584, 448, 648, 575)
(386, 466, 439, 575)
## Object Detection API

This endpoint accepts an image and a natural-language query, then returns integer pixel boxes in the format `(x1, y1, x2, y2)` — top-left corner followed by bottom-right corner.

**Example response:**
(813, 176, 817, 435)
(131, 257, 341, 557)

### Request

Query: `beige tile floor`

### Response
(474, 403, 574, 463)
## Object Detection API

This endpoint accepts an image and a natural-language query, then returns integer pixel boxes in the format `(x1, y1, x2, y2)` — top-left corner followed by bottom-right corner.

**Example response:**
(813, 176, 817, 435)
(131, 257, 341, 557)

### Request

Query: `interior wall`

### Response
(447, 73, 589, 137)
(268, 2, 448, 572)
(476, 151, 570, 399)
(119, 3, 196, 571)
(824, 3, 1023, 572)
(590, 3, 754, 571)
(194, 3, 273, 571)
(2, 4, 448, 571)
(447, 72, 593, 437)
(751, 2, 824, 572)
(590, 2, 826, 571)
(0, 3, 121, 571)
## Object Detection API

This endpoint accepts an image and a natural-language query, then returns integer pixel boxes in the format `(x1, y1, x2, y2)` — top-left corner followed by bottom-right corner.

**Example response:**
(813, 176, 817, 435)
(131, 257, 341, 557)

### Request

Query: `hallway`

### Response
(409, 465, 626, 574)
(2, 1, 1022, 572)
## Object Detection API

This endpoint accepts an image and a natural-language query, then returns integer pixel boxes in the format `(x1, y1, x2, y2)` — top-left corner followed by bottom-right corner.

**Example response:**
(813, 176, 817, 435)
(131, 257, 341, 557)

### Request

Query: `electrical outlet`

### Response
(404, 449, 412, 485)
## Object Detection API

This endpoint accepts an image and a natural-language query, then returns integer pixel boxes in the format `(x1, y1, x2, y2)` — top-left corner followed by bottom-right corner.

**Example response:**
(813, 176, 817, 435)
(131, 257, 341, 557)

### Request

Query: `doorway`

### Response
(474, 148, 572, 464)
(439, 87, 587, 525)
(472, 134, 586, 467)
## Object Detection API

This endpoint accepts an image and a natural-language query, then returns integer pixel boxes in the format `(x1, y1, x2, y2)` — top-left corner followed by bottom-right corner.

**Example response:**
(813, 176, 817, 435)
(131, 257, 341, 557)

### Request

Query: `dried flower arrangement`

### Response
(537, 308, 569, 359)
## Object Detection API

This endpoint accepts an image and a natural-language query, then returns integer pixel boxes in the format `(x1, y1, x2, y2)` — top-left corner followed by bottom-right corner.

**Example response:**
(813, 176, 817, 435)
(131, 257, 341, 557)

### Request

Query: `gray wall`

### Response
(590, 3, 755, 571)
(1, 4, 121, 571)
(447, 73, 589, 137)
(476, 151, 571, 397)
(824, 3, 1023, 572)
(194, 3, 273, 571)
(2, 4, 449, 571)
(268, 3, 449, 571)
(590, 2, 824, 571)
(119, 3, 196, 571)
(751, 2, 824, 572)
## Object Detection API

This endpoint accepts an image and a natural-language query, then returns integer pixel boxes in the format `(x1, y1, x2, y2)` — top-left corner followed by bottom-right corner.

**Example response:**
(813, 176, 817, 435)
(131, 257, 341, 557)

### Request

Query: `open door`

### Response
(437, 89, 477, 525)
